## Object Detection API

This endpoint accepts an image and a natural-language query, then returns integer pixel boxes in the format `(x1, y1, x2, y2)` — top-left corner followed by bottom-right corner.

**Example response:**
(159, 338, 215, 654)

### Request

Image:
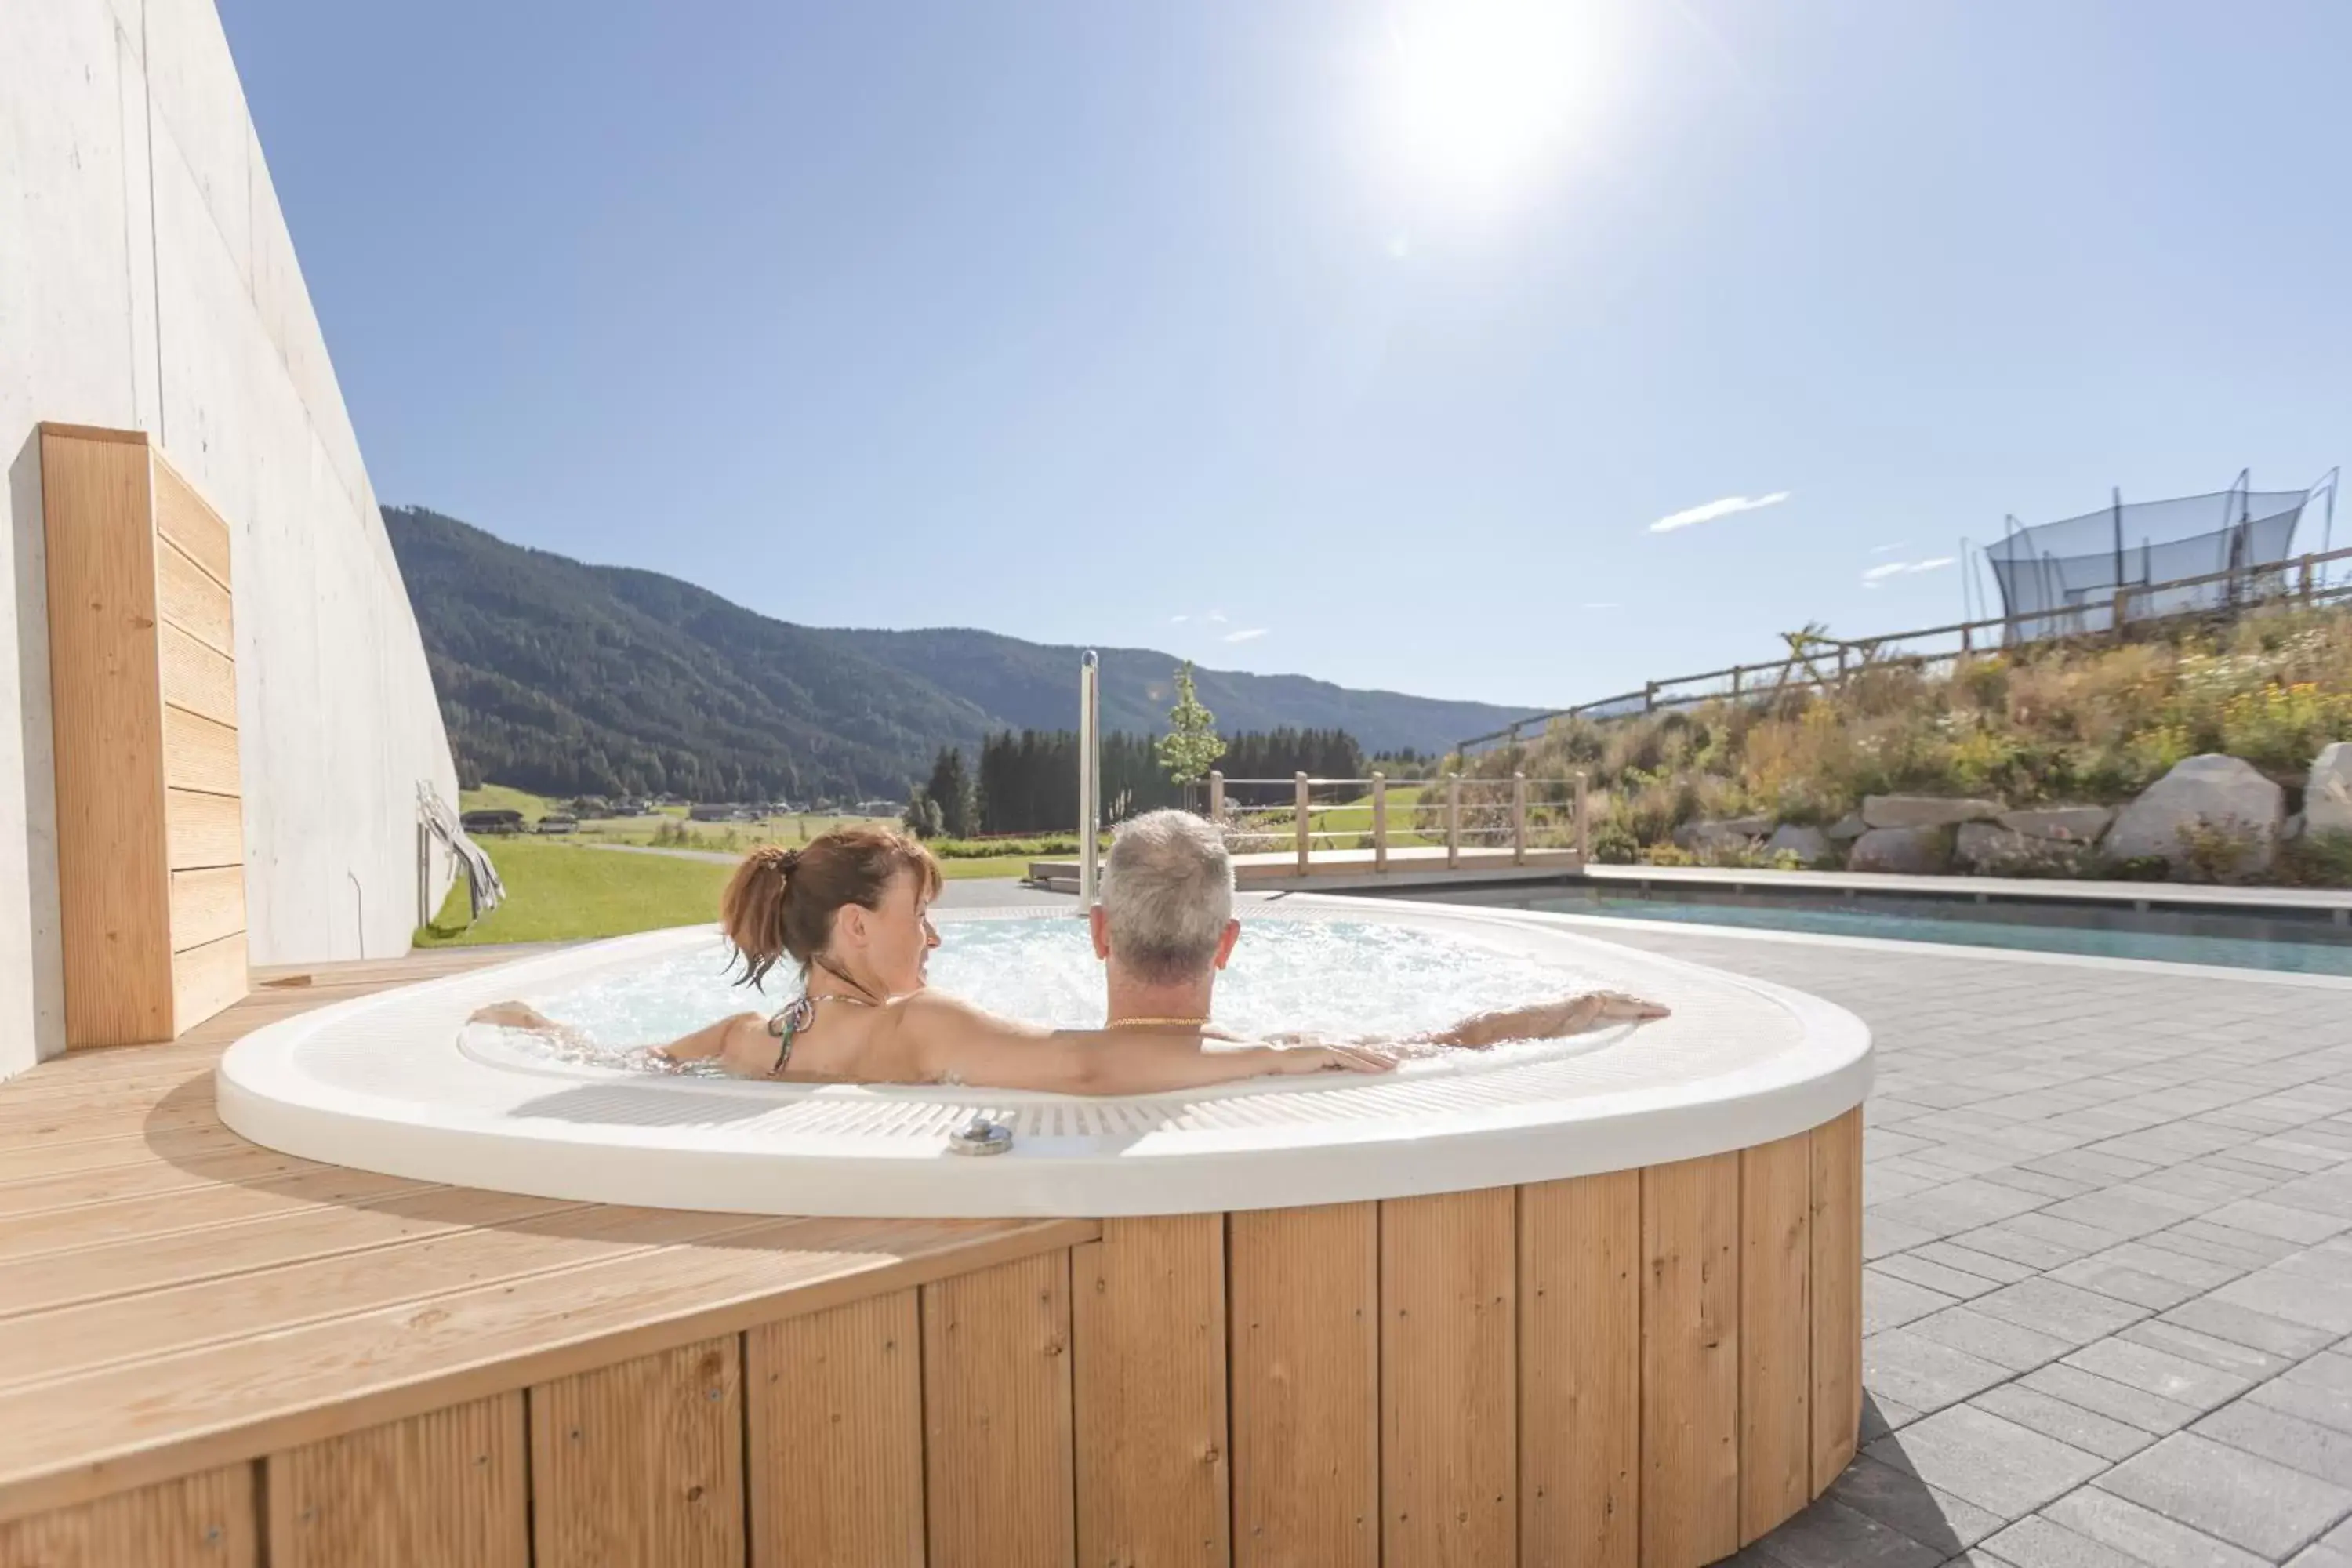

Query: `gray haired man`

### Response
(1088, 809, 1665, 1047)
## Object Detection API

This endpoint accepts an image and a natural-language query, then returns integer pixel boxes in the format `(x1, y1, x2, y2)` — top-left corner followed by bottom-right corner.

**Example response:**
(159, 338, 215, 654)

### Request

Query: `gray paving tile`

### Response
(2095, 1432, 2352, 1559)
(1867, 1404, 2106, 1519)
(1864, 1327, 2014, 1414)
(2018, 1364, 2202, 1435)
(1984, 1512, 2185, 1568)
(2061, 1338, 2256, 1413)
(2247, 1352, 2352, 1437)
(1955, 1225, 2089, 1272)
(2160, 1298, 2344, 1360)
(2195, 1399, 2352, 1489)
(2045, 1257, 2209, 1312)
(1873, 1181, 2053, 1241)
(2205, 1198, 2352, 1244)
(1875, 1250, 2009, 1301)
(2212, 1266, 2352, 1336)
(1867, 1271, 1963, 1334)
(1973, 1279, 2151, 1348)
(2162, 1219, 2310, 1266)
(2042, 1189, 2212, 1241)
(1867, 1214, 1944, 1261)
(1979, 1167, 2102, 1201)
(1910, 1306, 2075, 1374)
(2288, 1538, 2352, 1567)
(2116, 1319, 2295, 1381)
(1829, 1451, 2006, 1554)
(1971, 1383, 2156, 1462)
(2041, 1485, 2272, 1567)
(1751, 1496, 1946, 1568)
(1860, 1390, 1924, 1444)
(1916, 1240, 2044, 1286)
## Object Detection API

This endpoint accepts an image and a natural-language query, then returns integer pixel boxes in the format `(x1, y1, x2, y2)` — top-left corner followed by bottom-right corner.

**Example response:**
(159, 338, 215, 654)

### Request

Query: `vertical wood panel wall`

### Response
(0, 1112, 1864, 1568)
(38, 423, 248, 1048)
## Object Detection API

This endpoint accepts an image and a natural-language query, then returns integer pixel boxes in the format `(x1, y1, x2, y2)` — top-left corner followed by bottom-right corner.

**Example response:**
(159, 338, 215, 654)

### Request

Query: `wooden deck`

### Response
(0, 949, 1091, 1553)
(0, 946, 1861, 1568)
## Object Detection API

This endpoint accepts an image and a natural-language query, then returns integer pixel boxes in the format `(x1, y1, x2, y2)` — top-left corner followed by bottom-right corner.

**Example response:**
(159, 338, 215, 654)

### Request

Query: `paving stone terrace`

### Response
(1581, 920, 2352, 1568)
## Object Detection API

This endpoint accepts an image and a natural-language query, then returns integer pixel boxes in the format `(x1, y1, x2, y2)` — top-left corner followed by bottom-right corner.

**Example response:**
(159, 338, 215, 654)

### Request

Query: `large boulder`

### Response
(1998, 805, 2114, 844)
(1956, 822, 2087, 876)
(2103, 754, 2285, 878)
(1862, 795, 2004, 829)
(1848, 825, 1953, 874)
(2307, 742, 2352, 837)
(1764, 824, 1835, 866)
(1674, 815, 1772, 851)
(1826, 811, 1868, 842)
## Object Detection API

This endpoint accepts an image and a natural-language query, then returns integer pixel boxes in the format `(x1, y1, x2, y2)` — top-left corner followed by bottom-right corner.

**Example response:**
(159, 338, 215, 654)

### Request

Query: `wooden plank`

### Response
(746, 1290, 924, 1568)
(0, 1462, 253, 1566)
(1810, 1109, 1864, 1494)
(0, 1168, 437, 1265)
(530, 1336, 742, 1567)
(171, 931, 248, 1037)
(36, 422, 151, 446)
(155, 535, 233, 657)
(1519, 1171, 1638, 1568)
(1073, 1215, 1229, 1567)
(165, 787, 244, 871)
(1740, 1134, 1813, 1544)
(268, 1395, 526, 1567)
(1228, 1203, 1376, 1568)
(40, 427, 172, 1051)
(1640, 1152, 1740, 1568)
(168, 867, 245, 953)
(158, 622, 237, 729)
(0, 1143, 315, 1221)
(152, 456, 233, 589)
(1381, 1189, 1515, 1568)
(0, 1217, 1093, 1523)
(922, 1249, 1076, 1568)
(0, 1204, 775, 1392)
(0, 1123, 252, 1188)
(6, 1189, 587, 1318)
(162, 705, 240, 797)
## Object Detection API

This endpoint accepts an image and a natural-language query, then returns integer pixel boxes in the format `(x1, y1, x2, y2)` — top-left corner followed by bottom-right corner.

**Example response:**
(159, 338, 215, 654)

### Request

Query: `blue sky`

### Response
(220, 0, 2350, 709)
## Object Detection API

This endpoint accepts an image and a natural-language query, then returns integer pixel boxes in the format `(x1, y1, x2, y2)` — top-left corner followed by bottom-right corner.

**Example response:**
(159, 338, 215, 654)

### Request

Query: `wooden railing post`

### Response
(1294, 772, 1311, 875)
(1371, 772, 1388, 872)
(2112, 586, 2131, 637)
(1574, 771, 1590, 864)
(1512, 773, 1528, 866)
(1207, 770, 1224, 823)
(2301, 554, 2316, 602)
(1445, 773, 1461, 870)
(1642, 681, 1657, 713)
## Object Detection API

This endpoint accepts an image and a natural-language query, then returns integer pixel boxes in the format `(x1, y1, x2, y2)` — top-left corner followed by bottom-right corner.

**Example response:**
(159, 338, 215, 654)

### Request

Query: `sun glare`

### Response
(1377, 0, 1612, 208)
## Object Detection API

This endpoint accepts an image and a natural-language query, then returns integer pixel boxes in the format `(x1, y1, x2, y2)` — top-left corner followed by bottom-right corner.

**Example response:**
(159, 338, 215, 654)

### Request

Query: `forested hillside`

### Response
(387, 506, 1539, 800)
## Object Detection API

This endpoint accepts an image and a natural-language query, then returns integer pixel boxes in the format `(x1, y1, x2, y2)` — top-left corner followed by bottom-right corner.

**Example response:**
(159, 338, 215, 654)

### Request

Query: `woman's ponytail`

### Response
(720, 844, 797, 988)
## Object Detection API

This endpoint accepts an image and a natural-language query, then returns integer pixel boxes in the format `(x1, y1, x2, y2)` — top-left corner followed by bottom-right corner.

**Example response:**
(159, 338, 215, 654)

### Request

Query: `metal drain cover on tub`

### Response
(947, 1116, 1013, 1156)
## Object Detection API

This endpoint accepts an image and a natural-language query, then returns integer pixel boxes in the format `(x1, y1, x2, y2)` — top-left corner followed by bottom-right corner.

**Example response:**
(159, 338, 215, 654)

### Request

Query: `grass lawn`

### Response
(416, 837, 731, 946)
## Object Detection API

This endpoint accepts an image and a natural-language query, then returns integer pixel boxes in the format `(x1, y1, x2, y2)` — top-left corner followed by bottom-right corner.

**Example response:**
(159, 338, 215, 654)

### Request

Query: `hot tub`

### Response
(215, 894, 1874, 1566)
(217, 897, 1867, 1218)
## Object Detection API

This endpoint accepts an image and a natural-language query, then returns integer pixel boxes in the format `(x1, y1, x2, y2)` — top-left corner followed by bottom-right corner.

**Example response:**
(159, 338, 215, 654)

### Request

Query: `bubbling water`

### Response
(499, 917, 1605, 1075)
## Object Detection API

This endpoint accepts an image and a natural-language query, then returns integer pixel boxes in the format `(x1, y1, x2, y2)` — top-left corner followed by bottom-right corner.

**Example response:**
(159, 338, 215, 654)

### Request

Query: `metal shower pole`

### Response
(1078, 651, 1101, 907)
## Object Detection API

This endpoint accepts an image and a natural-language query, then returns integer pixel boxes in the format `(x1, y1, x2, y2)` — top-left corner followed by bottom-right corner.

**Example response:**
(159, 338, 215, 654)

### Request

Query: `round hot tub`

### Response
(214, 894, 1875, 1565)
(216, 897, 1867, 1218)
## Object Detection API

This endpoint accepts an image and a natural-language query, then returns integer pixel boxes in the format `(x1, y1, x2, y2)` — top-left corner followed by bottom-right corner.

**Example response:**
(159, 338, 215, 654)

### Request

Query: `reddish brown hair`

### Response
(720, 825, 942, 989)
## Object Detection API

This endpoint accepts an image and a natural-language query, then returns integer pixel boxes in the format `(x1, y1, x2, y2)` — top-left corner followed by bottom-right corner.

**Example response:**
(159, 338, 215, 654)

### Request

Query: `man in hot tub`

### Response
(472, 810, 1664, 1092)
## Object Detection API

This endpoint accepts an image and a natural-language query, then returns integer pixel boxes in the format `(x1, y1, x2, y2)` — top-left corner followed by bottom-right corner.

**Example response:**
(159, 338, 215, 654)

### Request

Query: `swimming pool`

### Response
(1412, 882, 2352, 975)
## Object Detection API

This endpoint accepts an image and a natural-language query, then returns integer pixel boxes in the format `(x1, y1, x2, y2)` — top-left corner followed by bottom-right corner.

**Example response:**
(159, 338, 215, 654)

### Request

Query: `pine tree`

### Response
(1156, 662, 1225, 785)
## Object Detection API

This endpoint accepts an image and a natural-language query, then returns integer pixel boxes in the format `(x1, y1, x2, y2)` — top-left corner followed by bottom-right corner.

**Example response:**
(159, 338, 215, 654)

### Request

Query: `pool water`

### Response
(504, 916, 1606, 1069)
(1414, 884, 2352, 976)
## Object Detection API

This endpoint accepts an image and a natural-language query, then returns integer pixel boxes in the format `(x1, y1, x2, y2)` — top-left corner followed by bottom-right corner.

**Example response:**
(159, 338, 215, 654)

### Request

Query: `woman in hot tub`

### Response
(473, 811, 1664, 1093)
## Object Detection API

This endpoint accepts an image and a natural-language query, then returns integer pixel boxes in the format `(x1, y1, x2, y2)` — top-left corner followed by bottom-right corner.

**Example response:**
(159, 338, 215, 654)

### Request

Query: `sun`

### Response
(1376, 0, 1613, 207)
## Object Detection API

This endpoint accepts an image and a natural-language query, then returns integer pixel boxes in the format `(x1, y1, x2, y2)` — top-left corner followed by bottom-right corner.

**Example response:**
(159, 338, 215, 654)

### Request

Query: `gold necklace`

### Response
(1107, 1015, 1211, 1029)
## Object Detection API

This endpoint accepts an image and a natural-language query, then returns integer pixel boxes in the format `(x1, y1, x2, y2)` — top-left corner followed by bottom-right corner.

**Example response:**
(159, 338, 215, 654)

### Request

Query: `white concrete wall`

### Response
(1, 0, 458, 1077)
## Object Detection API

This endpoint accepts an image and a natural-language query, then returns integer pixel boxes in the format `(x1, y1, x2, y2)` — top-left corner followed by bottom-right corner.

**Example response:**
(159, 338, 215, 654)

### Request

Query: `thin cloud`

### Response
(1222, 627, 1269, 644)
(1207, 609, 1228, 623)
(1869, 542, 1911, 555)
(1170, 614, 1189, 624)
(1649, 491, 1791, 534)
(1863, 555, 1957, 586)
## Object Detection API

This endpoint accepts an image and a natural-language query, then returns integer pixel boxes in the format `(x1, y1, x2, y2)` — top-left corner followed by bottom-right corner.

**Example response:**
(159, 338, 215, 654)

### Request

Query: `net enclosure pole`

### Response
(1079, 652, 1100, 906)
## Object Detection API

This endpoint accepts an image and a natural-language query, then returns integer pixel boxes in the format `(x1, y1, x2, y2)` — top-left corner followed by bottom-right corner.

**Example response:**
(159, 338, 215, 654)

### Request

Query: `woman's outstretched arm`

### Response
(467, 1001, 760, 1066)
(886, 993, 1395, 1095)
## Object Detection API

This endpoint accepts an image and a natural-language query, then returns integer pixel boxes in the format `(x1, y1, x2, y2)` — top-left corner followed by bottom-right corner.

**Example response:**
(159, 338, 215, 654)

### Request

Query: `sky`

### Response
(218, 0, 2352, 710)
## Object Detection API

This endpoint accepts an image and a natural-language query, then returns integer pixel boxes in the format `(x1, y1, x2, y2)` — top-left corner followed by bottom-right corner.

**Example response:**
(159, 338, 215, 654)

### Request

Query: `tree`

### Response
(901, 786, 944, 840)
(1156, 662, 1225, 786)
(926, 746, 978, 840)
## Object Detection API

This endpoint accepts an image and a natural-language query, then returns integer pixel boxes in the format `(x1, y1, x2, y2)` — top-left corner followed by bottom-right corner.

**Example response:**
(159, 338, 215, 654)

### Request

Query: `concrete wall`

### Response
(1, 0, 458, 1076)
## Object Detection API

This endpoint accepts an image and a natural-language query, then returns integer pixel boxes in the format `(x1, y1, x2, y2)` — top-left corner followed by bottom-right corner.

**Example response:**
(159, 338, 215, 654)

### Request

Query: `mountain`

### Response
(385, 506, 1544, 801)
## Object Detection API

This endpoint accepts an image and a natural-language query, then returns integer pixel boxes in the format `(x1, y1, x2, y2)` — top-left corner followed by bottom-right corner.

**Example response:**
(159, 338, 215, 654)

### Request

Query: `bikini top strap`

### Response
(766, 995, 817, 1078)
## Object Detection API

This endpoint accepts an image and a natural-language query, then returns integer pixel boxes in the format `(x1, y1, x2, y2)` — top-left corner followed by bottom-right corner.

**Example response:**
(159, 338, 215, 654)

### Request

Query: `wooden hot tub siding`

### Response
(3, 1109, 1860, 1568)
